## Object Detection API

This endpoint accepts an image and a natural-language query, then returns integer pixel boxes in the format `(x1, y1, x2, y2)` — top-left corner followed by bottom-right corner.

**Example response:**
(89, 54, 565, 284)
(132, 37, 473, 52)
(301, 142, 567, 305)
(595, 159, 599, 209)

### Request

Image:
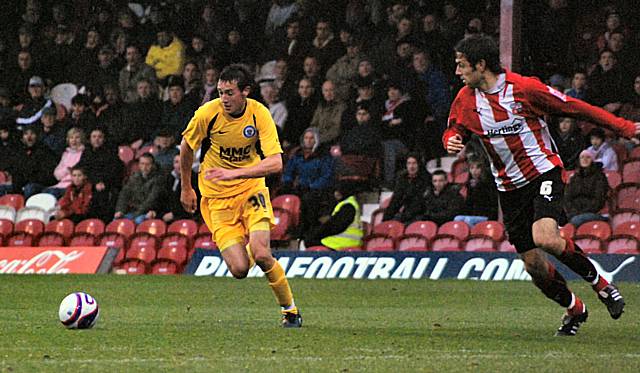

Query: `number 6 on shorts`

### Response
(539, 180, 553, 196)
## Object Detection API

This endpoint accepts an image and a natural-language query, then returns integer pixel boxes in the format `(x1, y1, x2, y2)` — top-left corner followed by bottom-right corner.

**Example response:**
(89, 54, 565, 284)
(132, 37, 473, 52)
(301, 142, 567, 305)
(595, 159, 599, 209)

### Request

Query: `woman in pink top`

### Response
(43, 127, 85, 198)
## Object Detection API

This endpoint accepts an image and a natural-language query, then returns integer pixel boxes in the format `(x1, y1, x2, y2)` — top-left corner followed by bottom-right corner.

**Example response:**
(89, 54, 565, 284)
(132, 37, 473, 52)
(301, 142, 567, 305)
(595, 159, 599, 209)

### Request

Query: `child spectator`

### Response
(587, 128, 618, 171)
(565, 149, 609, 228)
(454, 159, 499, 227)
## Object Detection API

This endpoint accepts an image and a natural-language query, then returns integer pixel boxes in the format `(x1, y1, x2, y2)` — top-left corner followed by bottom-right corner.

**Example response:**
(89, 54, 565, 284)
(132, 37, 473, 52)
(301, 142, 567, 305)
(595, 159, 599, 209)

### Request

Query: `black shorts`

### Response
(499, 168, 566, 253)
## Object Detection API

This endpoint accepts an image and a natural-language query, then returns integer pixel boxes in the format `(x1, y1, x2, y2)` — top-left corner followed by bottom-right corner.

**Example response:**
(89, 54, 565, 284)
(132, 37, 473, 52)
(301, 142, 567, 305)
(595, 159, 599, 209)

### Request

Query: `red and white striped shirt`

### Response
(443, 72, 636, 191)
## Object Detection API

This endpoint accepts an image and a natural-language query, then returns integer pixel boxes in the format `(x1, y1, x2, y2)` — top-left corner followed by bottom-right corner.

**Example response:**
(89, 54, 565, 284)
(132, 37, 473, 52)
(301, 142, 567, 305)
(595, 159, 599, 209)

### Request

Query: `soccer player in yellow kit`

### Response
(179, 64, 301, 327)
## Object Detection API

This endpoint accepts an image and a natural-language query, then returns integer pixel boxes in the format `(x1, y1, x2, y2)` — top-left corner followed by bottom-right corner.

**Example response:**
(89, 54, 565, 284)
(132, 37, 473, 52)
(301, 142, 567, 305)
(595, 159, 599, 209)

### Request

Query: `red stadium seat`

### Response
(113, 247, 125, 266)
(0, 194, 25, 210)
(167, 219, 198, 237)
(272, 194, 301, 227)
(606, 237, 639, 254)
(559, 224, 575, 240)
(612, 221, 640, 240)
(611, 142, 628, 165)
(271, 208, 292, 241)
(622, 159, 640, 184)
(341, 247, 363, 252)
(575, 221, 612, 241)
(372, 220, 405, 240)
(14, 219, 44, 236)
(45, 219, 75, 240)
(74, 219, 105, 237)
(604, 170, 621, 190)
(397, 235, 429, 251)
(470, 220, 505, 241)
(69, 234, 97, 246)
(126, 236, 157, 264)
(364, 236, 395, 251)
(337, 154, 380, 185)
(305, 246, 331, 252)
(6, 232, 35, 247)
(98, 233, 127, 250)
(614, 183, 640, 210)
(157, 237, 189, 267)
(193, 234, 217, 250)
(431, 237, 462, 252)
(436, 221, 470, 240)
(118, 145, 135, 164)
(574, 237, 603, 254)
(403, 220, 438, 241)
(498, 240, 517, 252)
(120, 260, 147, 275)
(105, 219, 136, 238)
(0, 218, 14, 237)
(198, 223, 211, 234)
(464, 237, 496, 252)
(610, 211, 640, 230)
(630, 147, 640, 159)
(37, 232, 66, 246)
(136, 219, 166, 236)
(150, 261, 179, 275)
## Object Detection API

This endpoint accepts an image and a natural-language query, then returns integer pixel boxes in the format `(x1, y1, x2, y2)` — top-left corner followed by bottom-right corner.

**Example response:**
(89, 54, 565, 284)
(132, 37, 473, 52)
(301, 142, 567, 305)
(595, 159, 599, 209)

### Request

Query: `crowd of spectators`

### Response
(0, 1, 638, 232)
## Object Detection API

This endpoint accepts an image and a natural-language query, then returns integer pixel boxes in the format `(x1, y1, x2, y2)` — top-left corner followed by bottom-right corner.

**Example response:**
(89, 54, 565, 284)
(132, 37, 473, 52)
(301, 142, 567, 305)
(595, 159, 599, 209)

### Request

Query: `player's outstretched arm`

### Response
(179, 139, 197, 214)
(204, 154, 282, 182)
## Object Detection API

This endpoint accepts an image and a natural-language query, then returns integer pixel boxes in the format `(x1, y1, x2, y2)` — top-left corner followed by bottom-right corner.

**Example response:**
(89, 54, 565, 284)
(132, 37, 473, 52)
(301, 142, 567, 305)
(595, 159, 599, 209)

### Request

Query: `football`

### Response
(58, 292, 100, 329)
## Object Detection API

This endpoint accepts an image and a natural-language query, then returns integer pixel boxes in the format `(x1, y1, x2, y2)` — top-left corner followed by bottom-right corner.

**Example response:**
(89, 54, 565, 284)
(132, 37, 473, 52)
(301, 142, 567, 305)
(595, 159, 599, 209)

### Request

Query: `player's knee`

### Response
(254, 252, 274, 268)
(532, 233, 562, 253)
(228, 265, 249, 279)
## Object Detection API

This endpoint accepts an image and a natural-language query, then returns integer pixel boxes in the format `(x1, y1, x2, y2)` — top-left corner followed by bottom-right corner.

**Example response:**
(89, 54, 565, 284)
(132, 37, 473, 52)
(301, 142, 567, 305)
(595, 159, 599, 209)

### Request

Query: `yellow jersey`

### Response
(182, 98, 282, 198)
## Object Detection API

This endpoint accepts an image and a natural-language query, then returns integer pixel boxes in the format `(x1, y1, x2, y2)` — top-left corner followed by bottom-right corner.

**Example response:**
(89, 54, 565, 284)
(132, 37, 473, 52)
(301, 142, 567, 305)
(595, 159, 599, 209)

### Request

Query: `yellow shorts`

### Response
(200, 187, 275, 252)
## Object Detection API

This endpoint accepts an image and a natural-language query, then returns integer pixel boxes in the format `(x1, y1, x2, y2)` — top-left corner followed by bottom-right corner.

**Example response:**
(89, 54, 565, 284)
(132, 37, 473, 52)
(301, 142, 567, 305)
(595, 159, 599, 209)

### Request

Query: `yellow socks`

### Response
(264, 260, 296, 312)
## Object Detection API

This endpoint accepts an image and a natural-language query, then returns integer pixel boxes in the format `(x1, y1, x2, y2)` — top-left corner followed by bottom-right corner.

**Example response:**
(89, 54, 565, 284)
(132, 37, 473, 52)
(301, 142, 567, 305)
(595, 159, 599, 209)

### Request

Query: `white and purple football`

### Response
(58, 292, 100, 329)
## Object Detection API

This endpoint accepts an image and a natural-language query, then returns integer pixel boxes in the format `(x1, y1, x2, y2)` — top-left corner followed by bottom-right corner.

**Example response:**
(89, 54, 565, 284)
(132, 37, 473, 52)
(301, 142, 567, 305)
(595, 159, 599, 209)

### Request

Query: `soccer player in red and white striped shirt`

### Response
(444, 35, 639, 336)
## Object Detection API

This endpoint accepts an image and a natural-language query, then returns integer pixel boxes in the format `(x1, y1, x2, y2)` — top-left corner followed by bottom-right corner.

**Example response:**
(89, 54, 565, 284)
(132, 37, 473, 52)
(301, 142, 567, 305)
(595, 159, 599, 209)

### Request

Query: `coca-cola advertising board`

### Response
(0, 247, 117, 274)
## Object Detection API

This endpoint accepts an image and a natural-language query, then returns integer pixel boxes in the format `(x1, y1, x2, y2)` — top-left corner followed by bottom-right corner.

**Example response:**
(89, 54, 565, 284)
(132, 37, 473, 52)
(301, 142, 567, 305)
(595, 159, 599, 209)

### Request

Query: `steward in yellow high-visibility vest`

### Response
(303, 182, 363, 250)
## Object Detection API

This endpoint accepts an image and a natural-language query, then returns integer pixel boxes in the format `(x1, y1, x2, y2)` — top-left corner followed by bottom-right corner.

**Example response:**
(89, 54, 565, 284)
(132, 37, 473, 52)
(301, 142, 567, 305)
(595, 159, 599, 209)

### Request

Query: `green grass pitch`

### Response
(0, 275, 638, 372)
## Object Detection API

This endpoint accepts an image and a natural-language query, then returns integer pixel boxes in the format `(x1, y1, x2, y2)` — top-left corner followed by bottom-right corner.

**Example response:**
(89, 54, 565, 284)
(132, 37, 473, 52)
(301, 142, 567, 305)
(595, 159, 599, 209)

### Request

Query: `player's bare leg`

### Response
(533, 218, 625, 319)
(249, 226, 302, 328)
(221, 243, 252, 279)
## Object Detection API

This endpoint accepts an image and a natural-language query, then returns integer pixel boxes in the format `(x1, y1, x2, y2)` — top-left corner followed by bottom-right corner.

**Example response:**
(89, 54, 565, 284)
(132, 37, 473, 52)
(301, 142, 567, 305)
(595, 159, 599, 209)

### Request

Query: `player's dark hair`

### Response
(454, 35, 503, 74)
(219, 64, 253, 91)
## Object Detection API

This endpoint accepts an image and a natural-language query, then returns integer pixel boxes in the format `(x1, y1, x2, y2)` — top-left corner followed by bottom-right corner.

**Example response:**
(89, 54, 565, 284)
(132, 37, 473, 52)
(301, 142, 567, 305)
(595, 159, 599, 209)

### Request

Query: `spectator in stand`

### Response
(303, 181, 363, 250)
(454, 159, 499, 227)
(0, 88, 16, 126)
(182, 61, 203, 104)
(54, 165, 109, 223)
(587, 128, 618, 171)
(185, 34, 210, 72)
(124, 79, 162, 146)
(145, 24, 185, 80)
(282, 77, 318, 150)
(0, 122, 20, 195)
(38, 106, 66, 156)
(152, 129, 179, 171)
(71, 27, 102, 85)
(96, 84, 127, 145)
(300, 55, 323, 92)
(64, 94, 96, 134)
(587, 49, 629, 113)
(411, 49, 451, 124)
(10, 51, 39, 100)
(76, 127, 124, 213)
(221, 29, 254, 66)
(565, 71, 589, 101)
(310, 20, 344, 74)
(15, 76, 52, 129)
(565, 149, 609, 228)
(382, 153, 430, 224)
(88, 45, 119, 92)
(380, 80, 416, 188)
(339, 103, 382, 159)
(619, 74, 640, 123)
(271, 17, 307, 66)
(158, 154, 199, 223)
(282, 127, 335, 236)
(264, 0, 299, 40)
(550, 117, 586, 171)
(605, 29, 636, 74)
(114, 152, 164, 224)
(418, 13, 448, 68)
(441, 0, 466, 46)
(373, 15, 414, 75)
(260, 81, 288, 131)
(43, 127, 86, 199)
(326, 38, 364, 102)
(200, 65, 220, 105)
(119, 44, 157, 103)
(310, 80, 346, 145)
(12, 127, 58, 198)
(422, 169, 464, 226)
(341, 75, 383, 128)
(160, 75, 197, 142)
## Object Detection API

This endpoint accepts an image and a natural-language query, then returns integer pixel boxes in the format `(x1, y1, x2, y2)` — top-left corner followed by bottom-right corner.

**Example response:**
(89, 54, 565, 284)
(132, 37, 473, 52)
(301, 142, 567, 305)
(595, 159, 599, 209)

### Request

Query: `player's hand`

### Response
(180, 188, 198, 214)
(204, 168, 239, 182)
(446, 134, 464, 154)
